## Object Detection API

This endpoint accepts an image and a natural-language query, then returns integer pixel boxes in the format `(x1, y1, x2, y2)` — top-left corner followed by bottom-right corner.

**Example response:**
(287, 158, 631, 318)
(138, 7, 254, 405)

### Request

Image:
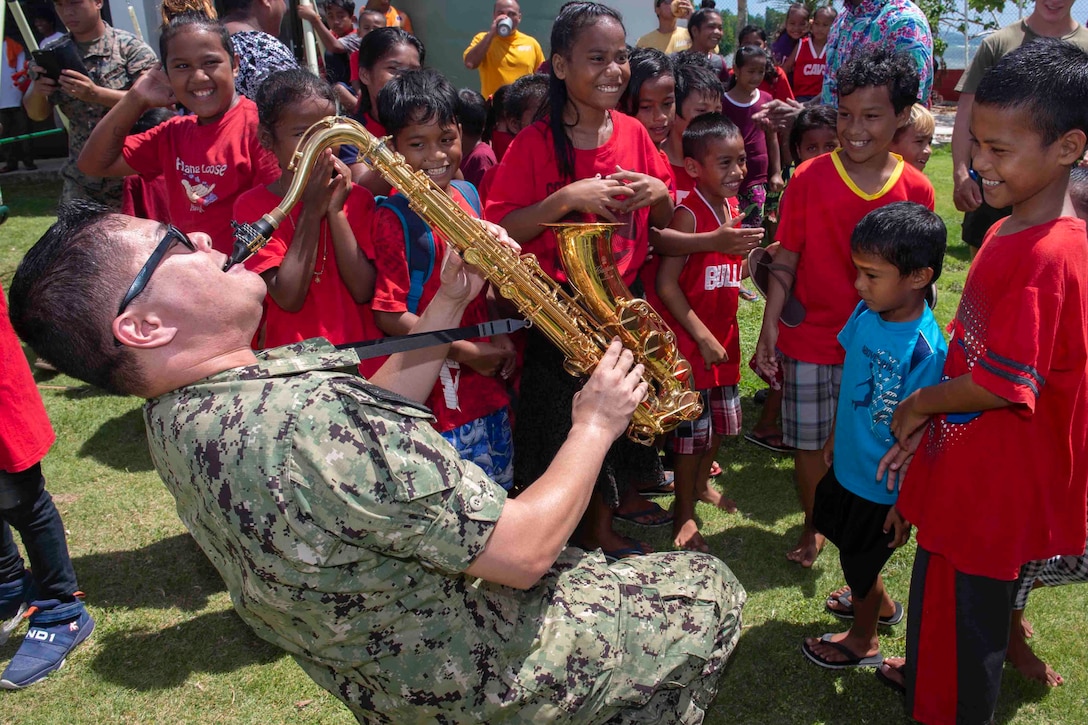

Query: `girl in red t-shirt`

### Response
(77, 13, 281, 255)
(485, 2, 675, 561)
(233, 69, 380, 372)
(346, 27, 423, 194)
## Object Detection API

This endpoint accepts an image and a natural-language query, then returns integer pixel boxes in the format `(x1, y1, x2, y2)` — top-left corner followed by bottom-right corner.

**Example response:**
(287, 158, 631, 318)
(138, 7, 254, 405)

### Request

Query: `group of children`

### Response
(53, 2, 1088, 723)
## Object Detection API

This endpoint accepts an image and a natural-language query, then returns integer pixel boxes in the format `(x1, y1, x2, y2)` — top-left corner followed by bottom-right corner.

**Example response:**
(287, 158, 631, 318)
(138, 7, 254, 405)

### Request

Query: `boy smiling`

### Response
(879, 39, 1088, 723)
(756, 47, 933, 569)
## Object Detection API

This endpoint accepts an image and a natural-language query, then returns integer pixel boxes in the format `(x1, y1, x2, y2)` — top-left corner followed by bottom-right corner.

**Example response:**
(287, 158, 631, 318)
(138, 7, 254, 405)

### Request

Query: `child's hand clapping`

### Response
(715, 215, 764, 255)
(564, 176, 631, 221)
(607, 165, 670, 214)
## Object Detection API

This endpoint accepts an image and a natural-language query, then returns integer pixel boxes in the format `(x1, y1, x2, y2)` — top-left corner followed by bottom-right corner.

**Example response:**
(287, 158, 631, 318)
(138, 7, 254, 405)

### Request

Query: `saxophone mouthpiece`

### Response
(224, 218, 277, 271)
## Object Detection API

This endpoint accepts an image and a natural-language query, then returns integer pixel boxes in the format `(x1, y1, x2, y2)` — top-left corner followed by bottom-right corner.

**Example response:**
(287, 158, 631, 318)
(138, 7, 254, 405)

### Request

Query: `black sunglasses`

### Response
(117, 225, 196, 317)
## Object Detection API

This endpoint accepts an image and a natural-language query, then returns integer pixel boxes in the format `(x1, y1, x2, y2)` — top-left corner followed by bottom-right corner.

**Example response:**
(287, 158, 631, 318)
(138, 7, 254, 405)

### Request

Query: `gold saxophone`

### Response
(225, 116, 702, 443)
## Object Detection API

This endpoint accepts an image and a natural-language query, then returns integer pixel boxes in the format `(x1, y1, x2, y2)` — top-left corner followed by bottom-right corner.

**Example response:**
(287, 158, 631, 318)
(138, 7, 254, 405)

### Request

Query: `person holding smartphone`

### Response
(22, 0, 155, 207)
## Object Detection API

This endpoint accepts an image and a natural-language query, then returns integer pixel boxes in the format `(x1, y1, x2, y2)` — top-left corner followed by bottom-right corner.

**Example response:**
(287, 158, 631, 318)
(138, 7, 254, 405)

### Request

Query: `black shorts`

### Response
(961, 202, 1011, 249)
(812, 467, 895, 599)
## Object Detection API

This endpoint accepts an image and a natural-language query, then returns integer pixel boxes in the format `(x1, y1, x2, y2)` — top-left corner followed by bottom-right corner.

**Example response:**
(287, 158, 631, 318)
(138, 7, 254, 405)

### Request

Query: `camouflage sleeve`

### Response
(289, 379, 505, 574)
(120, 32, 158, 84)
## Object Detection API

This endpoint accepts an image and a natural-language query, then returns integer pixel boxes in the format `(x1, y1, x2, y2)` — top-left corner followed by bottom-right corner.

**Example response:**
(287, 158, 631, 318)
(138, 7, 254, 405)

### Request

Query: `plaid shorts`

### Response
(1013, 535, 1088, 610)
(668, 386, 742, 455)
(781, 356, 842, 451)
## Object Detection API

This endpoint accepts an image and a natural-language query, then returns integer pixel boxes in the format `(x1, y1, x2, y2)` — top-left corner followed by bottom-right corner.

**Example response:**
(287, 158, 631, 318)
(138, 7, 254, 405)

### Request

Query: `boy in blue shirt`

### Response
(801, 202, 947, 669)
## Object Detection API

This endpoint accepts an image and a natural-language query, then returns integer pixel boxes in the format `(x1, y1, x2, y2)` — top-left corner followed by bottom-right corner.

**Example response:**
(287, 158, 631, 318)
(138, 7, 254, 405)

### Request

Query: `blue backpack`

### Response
(376, 179, 482, 314)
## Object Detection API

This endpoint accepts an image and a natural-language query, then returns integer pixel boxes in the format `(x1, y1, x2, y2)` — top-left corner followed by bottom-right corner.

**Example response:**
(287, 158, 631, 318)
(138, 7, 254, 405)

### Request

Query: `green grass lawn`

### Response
(2, 149, 1087, 723)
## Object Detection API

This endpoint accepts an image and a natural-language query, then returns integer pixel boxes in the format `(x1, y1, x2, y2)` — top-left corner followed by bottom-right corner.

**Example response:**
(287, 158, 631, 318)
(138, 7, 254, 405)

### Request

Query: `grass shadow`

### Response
(704, 523, 821, 600)
(72, 534, 226, 612)
(78, 407, 154, 472)
(90, 609, 283, 690)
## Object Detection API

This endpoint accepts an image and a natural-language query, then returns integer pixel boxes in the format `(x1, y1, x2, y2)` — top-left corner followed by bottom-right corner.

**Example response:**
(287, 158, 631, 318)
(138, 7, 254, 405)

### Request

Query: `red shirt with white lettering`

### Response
(233, 183, 384, 376)
(371, 185, 510, 432)
(898, 217, 1088, 580)
(776, 149, 934, 364)
(792, 37, 827, 97)
(662, 190, 742, 389)
(122, 97, 280, 254)
(484, 112, 671, 288)
(0, 286, 54, 473)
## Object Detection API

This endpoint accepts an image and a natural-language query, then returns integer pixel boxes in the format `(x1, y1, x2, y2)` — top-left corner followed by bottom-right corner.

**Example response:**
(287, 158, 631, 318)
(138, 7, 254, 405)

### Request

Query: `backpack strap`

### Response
(378, 194, 435, 315)
(450, 179, 482, 216)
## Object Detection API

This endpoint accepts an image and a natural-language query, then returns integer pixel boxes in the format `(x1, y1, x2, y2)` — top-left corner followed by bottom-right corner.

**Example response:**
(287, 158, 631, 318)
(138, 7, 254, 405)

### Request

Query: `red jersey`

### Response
(640, 158, 695, 321)
(776, 150, 935, 364)
(898, 217, 1088, 580)
(484, 112, 671, 288)
(0, 286, 54, 473)
(662, 190, 743, 389)
(371, 185, 510, 432)
(234, 183, 384, 375)
(122, 97, 280, 255)
(791, 37, 827, 97)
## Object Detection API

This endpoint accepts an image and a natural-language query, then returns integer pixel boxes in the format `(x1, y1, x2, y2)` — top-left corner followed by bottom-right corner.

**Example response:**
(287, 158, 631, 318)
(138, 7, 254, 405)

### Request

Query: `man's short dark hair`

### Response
(975, 38, 1088, 146)
(836, 46, 920, 113)
(8, 201, 146, 395)
(674, 61, 723, 118)
(378, 68, 459, 137)
(851, 201, 946, 282)
(682, 112, 741, 162)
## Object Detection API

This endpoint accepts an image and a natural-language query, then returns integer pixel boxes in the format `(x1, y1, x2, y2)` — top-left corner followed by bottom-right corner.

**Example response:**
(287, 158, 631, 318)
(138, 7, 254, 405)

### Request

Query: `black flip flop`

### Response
(826, 588, 905, 626)
(801, 634, 884, 669)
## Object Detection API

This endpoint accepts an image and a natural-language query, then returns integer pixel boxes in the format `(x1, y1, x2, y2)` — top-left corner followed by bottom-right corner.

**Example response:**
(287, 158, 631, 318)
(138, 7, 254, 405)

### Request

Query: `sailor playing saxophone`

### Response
(12, 189, 745, 720)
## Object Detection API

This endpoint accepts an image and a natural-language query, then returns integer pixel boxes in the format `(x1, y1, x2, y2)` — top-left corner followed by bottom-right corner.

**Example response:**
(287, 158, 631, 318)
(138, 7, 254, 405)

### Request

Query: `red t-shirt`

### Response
(371, 185, 509, 432)
(122, 97, 280, 255)
(234, 183, 383, 374)
(776, 150, 935, 364)
(898, 217, 1088, 580)
(490, 129, 516, 162)
(792, 38, 827, 97)
(663, 190, 743, 389)
(0, 287, 54, 473)
(485, 113, 671, 288)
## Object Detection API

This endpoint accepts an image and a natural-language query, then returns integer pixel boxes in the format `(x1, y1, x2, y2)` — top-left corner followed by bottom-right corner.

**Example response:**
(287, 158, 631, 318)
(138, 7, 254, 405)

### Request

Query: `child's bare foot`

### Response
(801, 630, 882, 668)
(786, 530, 824, 567)
(877, 657, 906, 693)
(1007, 629, 1063, 686)
(697, 484, 738, 513)
(673, 519, 710, 553)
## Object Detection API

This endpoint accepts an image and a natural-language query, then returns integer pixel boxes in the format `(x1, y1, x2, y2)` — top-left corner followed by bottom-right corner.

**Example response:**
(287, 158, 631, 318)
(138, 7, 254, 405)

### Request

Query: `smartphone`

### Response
(740, 203, 760, 227)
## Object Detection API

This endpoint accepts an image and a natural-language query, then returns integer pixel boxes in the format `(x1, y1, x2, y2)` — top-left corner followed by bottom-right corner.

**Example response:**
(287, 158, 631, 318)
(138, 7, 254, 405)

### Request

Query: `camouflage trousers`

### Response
(317, 549, 745, 724)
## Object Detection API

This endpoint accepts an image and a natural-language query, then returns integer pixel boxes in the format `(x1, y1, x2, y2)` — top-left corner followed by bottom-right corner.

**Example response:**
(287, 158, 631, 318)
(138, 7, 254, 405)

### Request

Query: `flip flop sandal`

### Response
(748, 247, 805, 327)
(709, 461, 722, 478)
(744, 431, 794, 454)
(639, 470, 675, 497)
(601, 537, 652, 563)
(614, 502, 673, 527)
(876, 662, 907, 694)
(801, 634, 884, 669)
(826, 588, 905, 626)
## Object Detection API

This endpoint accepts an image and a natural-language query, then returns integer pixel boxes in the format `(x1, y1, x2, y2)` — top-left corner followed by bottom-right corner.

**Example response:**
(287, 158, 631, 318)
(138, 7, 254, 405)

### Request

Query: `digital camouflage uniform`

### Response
(143, 340, 747, 723)
(47, 25, 156, 208)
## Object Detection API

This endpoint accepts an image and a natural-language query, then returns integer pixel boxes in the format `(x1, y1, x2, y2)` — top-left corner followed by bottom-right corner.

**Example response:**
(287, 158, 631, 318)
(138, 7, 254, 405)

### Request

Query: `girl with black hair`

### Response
(485, 1, 675, 561)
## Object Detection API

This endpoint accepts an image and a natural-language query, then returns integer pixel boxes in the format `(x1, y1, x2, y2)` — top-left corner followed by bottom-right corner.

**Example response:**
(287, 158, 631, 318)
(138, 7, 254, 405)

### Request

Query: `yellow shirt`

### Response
(464, 29, 545, 98)
(635, 27, 692, 54)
